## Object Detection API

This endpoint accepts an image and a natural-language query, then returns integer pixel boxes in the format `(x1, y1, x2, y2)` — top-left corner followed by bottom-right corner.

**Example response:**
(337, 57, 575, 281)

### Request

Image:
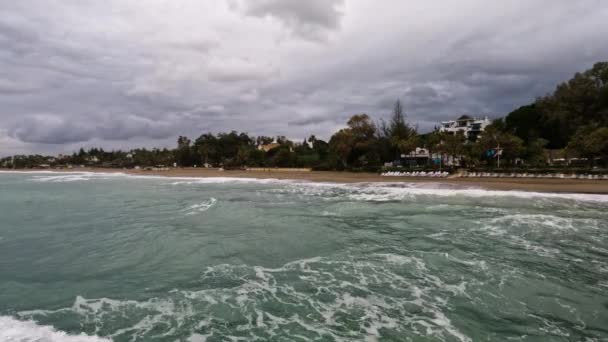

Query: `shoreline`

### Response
(3, 167, 608, 195)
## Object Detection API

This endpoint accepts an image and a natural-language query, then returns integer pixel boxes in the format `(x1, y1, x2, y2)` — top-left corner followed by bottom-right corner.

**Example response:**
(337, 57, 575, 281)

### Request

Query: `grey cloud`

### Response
(207, 59, 279, 82)
(288, 115, 334, 126)
(1, 1, 608, 156)
(236, 0, 344, 40)
(95, 116, 174, 141)
(168, 40, 219, 53)
(9, 114, 175, 144)
(9, 115, 94, 144)
(0, 79, 39, 94)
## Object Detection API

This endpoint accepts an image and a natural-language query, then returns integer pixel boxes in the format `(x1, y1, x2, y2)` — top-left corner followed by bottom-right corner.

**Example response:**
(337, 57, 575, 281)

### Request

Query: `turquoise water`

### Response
(1, 172, 607, 341)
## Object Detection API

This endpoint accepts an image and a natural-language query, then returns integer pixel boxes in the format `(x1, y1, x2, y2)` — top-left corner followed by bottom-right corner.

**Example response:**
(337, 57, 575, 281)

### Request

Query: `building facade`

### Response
(439, 115, 491, 141)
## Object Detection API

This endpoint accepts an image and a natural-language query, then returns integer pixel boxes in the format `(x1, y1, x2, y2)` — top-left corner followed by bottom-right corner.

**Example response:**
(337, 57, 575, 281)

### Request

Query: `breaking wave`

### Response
(0, 316, 110, 342)
(183, 198, 217, 215)
(2, 170, 606, 203)
(18, 254, 473, 341)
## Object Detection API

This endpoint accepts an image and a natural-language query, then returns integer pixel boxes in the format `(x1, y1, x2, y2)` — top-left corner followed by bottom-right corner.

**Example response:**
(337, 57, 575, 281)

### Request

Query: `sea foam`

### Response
(184, 198, 217, 215)
(0, 316, 110, 342)
(3, 170, 607, 203)
(17, 254, 473, 342)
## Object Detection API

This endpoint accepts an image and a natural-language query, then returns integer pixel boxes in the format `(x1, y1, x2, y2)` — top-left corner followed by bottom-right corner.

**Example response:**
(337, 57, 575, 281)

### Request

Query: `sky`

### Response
(1, 0, 607, 156)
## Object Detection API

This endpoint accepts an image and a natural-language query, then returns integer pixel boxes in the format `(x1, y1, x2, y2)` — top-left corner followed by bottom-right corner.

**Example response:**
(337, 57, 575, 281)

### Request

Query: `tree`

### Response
(256, 136, 274, 146)
(194, 133, 218, 166)
(535, 61, 608, 148)
(522, 138, 549, 165)
(310, 136, 330, 162)
(330, 114, 380, 168)
(473, 126, 524, 167)
(348, 114, 377, 141)
(380, 100, 418, 160)
(329, 128, 354, 168)
(176, 136, 193, 166)
(440, 131, 467, 165)
(504, 104, 543, 144)
(567, 126, 608, 164)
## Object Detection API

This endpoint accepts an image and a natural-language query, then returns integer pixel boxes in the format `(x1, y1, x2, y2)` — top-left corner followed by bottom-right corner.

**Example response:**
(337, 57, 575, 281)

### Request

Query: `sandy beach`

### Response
(20, 167, 607, 194)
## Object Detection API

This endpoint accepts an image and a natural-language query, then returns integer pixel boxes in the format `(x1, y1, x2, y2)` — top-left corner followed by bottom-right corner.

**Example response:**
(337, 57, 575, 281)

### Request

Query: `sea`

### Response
(0, 171, 607, 341)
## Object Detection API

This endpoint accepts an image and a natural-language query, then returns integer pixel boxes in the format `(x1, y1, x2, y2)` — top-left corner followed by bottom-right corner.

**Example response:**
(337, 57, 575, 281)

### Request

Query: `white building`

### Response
(403, 147, 460, 166)
(86, 156, 100, 163)
(439, 115, 491, 141)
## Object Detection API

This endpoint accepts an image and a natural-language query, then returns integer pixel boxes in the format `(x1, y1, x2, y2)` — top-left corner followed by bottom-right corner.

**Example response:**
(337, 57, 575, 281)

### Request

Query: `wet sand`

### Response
(55, 168, 608, 194)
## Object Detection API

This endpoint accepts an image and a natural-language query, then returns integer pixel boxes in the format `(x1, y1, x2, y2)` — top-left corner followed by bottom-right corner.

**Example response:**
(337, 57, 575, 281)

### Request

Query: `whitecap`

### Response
(31, 174, 93, 183)
(5, 170, 607, 203)
(493, 214, 580, 230)
(0, 316, 110, 342)
(18, 254, 474, 341)
(184, 198, 217, 215)
(343, 183, 608, 203)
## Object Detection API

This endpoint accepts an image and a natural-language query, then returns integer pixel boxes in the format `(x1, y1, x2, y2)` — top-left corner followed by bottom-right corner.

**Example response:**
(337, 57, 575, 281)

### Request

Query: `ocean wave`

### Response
(169, 177, 290, 185)
(18, 254, 472, 341)
(340, 184, 608, 203)
(0, 316, 110, 342)
(183, 198, 217, 215)
(4, 170, 608, 203)
(477, 213, 600, 258)
(19, 171, 129, 183)
(487, 214, 583, 231)
(264, 182, 608, 205)
(31, 174, 95, 183)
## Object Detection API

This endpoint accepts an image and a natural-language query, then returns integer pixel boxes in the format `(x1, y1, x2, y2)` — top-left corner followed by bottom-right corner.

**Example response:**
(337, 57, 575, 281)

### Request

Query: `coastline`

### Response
(4, 167, 608, 195)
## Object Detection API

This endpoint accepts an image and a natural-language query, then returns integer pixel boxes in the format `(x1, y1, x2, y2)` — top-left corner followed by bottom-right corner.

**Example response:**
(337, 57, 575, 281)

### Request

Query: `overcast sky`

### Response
(1, 0, 607, 156)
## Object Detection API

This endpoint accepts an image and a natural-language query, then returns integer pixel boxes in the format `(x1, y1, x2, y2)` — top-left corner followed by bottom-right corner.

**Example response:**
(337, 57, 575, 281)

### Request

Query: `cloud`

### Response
(1, 0, 608, 156)
(207, 58, 278, 82)
(233, 0, 344, 41)
(9, 114, 174, 144)
(288, 115, 333, 126)
(0, 79, 39, 94)
(9, 115, 94, 144)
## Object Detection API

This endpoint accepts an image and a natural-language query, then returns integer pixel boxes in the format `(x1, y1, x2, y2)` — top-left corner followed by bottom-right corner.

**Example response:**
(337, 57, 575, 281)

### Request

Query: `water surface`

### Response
(1, 172, 607, 341)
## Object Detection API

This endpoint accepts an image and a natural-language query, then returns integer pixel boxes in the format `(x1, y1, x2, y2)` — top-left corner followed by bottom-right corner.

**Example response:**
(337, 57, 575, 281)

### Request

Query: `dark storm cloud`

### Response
(1, 0, 607, 155)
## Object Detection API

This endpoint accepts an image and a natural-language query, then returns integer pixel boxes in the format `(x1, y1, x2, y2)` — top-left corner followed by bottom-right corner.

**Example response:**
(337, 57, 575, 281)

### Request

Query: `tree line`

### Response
(2, 62, 607, 171)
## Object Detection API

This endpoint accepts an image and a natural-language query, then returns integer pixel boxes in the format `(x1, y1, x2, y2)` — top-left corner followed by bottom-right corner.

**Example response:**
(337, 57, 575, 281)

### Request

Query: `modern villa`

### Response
(439, 115, 491, 141)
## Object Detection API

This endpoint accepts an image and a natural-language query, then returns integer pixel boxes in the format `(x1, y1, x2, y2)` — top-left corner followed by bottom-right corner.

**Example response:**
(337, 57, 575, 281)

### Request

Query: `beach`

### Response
(20, 167, 608, 194)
